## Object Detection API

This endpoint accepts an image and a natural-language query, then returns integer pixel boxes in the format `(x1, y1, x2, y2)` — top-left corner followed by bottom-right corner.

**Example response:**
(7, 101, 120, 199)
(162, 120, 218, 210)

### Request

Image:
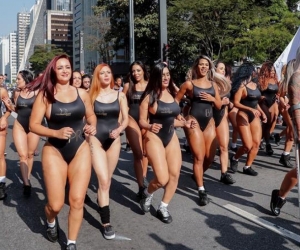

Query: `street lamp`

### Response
(129, 0, 135, 63)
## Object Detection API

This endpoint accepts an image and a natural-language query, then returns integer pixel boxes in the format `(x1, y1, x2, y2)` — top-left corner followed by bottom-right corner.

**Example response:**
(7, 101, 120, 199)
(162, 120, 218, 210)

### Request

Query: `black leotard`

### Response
(261, 83, 278, 107)
(149, 100, 180, 147)
(213, 92, 231, 128)
(128, 90, 143, 123)
(94, 93, 120, 151)
(190, 82, 215, 131)
(239, 86, 261, 123)
(16, 94, 35, 133)
(47, 90, 86, 164)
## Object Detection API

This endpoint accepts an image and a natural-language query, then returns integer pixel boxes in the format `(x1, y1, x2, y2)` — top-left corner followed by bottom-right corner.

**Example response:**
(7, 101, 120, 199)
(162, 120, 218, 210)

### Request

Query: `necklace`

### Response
(99, 91, 114, 97)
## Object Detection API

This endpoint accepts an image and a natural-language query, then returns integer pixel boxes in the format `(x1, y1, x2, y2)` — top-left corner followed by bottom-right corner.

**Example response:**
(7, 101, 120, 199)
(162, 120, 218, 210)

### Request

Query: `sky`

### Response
(0, 0, 36, 37)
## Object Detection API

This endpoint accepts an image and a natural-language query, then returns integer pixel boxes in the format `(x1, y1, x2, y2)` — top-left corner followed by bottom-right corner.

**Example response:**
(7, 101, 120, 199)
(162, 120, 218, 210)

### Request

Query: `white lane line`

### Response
(223, 204, 300, 243)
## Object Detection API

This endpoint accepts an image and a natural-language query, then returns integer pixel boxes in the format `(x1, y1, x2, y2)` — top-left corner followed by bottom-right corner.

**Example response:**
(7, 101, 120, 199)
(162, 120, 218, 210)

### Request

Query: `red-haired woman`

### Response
(3, 70, 39, 197)
(258, 62, 279, 155)
(0, 75, 11, 200)
(89, 63, 128, 239)
(29, 55, 96, 250)
(122, 61, 149, 198)
(176, 55, 226, 206)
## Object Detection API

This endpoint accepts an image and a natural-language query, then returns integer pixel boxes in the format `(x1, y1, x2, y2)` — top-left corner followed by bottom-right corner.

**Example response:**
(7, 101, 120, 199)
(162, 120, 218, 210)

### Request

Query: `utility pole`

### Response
(129, 0, 135, 64)
(159, 0, 167, 63)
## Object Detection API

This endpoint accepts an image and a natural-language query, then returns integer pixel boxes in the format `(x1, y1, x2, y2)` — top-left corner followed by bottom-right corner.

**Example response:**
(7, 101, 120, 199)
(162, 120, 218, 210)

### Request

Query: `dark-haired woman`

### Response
(214, 61, 235, 185)
(258, 62, 279, 155)
(139, 62, 192, 223)
(3, 70, 39, 197)
(0, 77, 11, 200)
(123, 61, 149, 198)
(176, 55, 227, 206)
(81, 74, 91, 91)
(89, 63, 128, 239)
(230, 63, 267, 176)
(29, 55, 96, 250)
(72, 71, 83, 88)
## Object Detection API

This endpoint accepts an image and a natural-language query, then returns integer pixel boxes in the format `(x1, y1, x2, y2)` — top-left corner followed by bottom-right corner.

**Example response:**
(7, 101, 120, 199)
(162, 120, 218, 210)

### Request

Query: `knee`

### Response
(242, 145, 252, 153)
(156, 175, 169, 187)
(98, 179, 111, 192)
(27, 153, 34, 159)
(19, 155, 28, 162)
(69, 195, 85, 210)
(219, 144, 228, 154)
(47, 202, 64, 214)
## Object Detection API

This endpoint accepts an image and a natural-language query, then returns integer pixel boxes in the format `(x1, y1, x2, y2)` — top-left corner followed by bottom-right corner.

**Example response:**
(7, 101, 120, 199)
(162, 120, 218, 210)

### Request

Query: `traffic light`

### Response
(162, 43, 170, 62)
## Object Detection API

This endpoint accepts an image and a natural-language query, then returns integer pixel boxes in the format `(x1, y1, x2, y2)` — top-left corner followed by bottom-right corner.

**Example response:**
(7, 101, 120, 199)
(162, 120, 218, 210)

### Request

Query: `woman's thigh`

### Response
(27, 132, 40, 155)
(13, 123, 28, 157)
(236, 112, 253, 147)
(165, 134, 182, 178)
(106, 137, 121, 178)
(125, 118, 143, 155)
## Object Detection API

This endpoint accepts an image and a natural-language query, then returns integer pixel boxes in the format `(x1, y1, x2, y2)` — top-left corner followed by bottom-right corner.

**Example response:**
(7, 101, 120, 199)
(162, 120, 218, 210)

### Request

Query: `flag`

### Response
(274, 27, 300, 80)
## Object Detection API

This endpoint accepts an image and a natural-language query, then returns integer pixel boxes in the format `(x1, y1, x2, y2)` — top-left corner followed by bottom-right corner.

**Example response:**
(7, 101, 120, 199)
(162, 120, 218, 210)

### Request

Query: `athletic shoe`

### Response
(140, 192, 153, 213)
(23, 184, 31, 198)
(4, 152, 7, 156)
(0, 182, 7, 200)
(243, 167, 258, 176)
(220, 172, 236, 185)
(274, 133, 281, 145)
(270, 134, 275, 141)
(259, 141, 265, 150)
(143, 177, 149, 188)
(157, 206, 173, 224)
(270, 189, 286, 216)
(198, 190, 209, 206)
(136, 187, 144, 201)
(65, 243, 77, 250)
(230, 146, 238, 153)
(279, 154, 293, 168)
(183, 144, 191, 154)
(125, 143, 131, 152)
(230, 156, 238, 173)
(103, 225, 115, 240)
(46, 218, 59, 242)
(266, 144, 274, 156)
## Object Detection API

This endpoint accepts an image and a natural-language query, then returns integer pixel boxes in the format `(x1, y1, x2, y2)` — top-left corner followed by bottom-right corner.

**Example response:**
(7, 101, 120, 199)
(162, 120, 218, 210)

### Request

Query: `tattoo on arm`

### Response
(89, 142, 94, 155)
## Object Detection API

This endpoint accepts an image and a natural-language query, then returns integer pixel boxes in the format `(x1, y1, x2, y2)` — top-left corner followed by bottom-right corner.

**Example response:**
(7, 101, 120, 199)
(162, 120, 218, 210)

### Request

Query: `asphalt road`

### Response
(0, 116, 299, 250)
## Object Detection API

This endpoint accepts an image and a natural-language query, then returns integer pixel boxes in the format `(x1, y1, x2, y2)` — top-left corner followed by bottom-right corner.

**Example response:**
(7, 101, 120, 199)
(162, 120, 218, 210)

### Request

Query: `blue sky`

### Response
(0, 0, 36, 37)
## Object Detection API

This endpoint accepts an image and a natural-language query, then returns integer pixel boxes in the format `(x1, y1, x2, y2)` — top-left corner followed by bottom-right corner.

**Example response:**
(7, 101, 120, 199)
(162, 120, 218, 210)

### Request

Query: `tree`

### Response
(29, 45, 66, 75)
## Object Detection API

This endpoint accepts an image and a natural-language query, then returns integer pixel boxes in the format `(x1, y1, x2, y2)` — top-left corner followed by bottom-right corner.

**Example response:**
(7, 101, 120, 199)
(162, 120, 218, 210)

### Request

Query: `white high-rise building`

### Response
(17, 12, 31, 69)
(9, 32, 18, 83)
(0, 37, 10, 77)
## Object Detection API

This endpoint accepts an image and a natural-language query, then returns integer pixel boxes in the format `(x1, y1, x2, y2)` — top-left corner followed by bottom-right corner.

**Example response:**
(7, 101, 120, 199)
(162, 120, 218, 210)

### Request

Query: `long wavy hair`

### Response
(89, 63, 114, 104)
(126, 61, 149, 101)
(27, 54, 73, 103)
(140, 63, 176, 107)
(279, 59, 296, 96)
(258, 61, 278, 90)
(231, 62, 255, 96)
(191, 55, 231, 98)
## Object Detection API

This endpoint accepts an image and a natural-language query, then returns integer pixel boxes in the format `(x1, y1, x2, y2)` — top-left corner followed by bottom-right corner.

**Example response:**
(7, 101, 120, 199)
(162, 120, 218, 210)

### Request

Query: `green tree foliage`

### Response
(29, 45, 66, 75)
(93, 0, 300, 81)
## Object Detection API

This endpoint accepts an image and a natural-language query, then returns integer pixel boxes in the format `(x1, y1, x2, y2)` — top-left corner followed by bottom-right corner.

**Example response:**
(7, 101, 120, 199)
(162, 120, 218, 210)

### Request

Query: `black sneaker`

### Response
(274, 133, 281, 146)
(103, 224, 115, 240)
(140, 192, 153, 213)
(220, 172, 236, 185)
(157, 206, 173, 224)
(243, 167, 258, 176)
(143, 177, 149, 188)
(266, 144, 274, 156)
(279, 154, 293, 168)
(0, 182, 7, 200)
(23, 184, 31, 198)
(46, 218, 59, 242)
(259, 141, 265, 150)
(125, 143, 131, 152)
(65, 243, 77, 250)
(230, 146, 238, 153)
(230, 156, 238, 173)
(136, 187, 144, 201)
(270, 189, 286, 216)
(198, 190, 209, 206)
(270, 134, 275, 141)
(183, 144, 191, 154)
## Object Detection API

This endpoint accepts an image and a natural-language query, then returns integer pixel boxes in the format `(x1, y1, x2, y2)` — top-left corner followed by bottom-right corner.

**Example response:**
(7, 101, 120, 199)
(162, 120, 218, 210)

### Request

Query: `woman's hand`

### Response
(199, 92, 215, 102)
(109, 127, 121, 139)
(149, 123, 162, 133)
(2, 97, 14, 111)
(83, 124, 96, 136)
(260, 112, 267, 123)
(251, 108, 261, 118)
(222, 97, 230, 105)
(56, 127, 75, 140)
(0, 117, 8, 130)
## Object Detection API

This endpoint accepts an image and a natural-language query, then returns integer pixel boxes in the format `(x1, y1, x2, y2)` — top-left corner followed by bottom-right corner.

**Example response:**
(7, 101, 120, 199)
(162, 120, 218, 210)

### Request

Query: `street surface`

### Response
(1, 116, 300, 250)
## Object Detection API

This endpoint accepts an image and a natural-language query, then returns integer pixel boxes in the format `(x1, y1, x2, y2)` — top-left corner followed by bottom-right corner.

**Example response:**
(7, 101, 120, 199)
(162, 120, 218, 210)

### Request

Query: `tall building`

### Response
(9, 33, 18, 82)
(0, 37, 10, 76)
(17, 12, 31, 69)
(52, 0, 72, 11)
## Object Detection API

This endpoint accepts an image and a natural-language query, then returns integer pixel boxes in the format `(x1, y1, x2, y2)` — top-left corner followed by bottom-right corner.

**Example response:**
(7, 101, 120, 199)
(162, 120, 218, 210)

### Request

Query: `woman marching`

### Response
(258, 61, 279, 155)
(139, 62, 192, 223)
(89, 63, 128, 239)
(230, 63, 267, 176)
(122, 61, 149, 198)
(0, 76, 11, 200)
(3, 70, 39, 197)
(29, 54, 96, 250)
(176, 55, 226, 206)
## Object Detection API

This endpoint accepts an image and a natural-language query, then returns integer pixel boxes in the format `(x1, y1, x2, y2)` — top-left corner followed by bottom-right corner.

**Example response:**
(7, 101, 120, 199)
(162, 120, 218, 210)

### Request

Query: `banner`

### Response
(274, 27, 300, 80)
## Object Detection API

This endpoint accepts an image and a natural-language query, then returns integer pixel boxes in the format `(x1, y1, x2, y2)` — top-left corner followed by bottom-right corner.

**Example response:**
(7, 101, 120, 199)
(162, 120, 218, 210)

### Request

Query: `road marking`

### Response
(223, 204, 300, 243)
